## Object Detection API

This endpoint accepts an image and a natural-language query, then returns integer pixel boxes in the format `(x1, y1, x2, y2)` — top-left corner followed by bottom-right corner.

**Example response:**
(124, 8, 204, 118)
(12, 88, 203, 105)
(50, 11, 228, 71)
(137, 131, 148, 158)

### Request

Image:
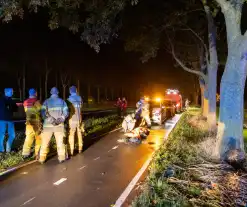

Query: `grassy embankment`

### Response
(132, 108, 247, 207)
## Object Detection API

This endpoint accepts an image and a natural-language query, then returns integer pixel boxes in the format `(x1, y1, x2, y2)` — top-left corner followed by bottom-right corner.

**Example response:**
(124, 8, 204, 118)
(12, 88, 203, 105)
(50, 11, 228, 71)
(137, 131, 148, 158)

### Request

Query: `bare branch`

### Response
(181, 26, 210, 67)
(169, 36, 207, 82)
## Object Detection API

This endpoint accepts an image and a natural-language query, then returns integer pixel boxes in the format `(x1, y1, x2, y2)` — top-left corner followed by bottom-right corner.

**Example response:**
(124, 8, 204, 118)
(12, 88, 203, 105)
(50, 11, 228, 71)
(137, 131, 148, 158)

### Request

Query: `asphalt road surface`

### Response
(0, 125, 167, 207)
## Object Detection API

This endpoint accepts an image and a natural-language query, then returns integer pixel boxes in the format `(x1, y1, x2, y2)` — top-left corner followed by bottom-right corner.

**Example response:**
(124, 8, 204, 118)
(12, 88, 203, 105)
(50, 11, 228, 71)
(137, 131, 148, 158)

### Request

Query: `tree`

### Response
(60, 71, 70, 100)
(44, 58, 51, 99)
(213, 0, 247, 157)
(123, 0, 219, 129)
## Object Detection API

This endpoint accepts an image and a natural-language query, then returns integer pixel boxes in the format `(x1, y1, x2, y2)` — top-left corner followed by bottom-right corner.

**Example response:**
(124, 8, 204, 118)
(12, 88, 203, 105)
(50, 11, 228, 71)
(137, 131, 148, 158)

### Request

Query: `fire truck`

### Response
(164, 89, 183, 113)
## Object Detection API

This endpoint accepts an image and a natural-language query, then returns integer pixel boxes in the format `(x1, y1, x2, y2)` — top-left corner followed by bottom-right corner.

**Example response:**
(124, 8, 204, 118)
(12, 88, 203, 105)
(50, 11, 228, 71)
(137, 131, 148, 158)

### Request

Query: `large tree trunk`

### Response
(204, 5, 218, 130)
(207, 66, 217, 130)
(217, 51, 247, 157)
(214, 0, 247, 158)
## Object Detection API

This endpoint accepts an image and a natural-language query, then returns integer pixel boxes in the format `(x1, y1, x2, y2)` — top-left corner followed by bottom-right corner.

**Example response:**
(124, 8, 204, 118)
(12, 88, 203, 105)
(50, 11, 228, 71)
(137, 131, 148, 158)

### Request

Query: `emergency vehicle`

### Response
(164, 89, 183, 113)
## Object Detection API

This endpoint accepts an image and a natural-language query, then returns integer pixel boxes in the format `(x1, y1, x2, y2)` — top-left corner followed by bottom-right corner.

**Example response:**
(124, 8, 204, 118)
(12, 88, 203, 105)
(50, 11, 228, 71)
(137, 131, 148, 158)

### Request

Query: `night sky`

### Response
(0, 7, 199, 101)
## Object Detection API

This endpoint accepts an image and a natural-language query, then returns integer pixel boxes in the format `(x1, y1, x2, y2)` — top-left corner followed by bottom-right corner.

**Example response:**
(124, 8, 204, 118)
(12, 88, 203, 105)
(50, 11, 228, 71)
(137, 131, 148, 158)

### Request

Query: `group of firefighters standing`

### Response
(0, 86, 83, 164)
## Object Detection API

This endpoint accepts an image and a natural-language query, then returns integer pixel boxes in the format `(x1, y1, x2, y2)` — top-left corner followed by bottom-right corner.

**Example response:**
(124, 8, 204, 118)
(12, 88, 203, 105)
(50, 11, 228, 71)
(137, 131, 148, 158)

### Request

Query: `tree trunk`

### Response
(217, 52, 247, 157)
(55, 72, 58, 88)
(111, 89, 114, 101)
(45, 72, 48, 99)
(204, 5, 218, 130)
(63, 86, 66, 100)
(77, 79, 80, 95)
(207, 66, 217, 130)
(39, 76, 42, 102)
(105, 88, 108, 100)
(97, 87, 100, 104)
(22, 64, 26, 100)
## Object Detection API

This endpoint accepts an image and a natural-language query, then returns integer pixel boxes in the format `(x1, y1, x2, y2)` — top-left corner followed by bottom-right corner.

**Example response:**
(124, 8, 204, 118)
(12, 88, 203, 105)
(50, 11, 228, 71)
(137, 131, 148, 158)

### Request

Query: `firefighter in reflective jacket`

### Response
(39, 87, 69, 164)
(67, 86, 83, 156)
(22, 89, 42, 159)
(141, 100, 151, 128)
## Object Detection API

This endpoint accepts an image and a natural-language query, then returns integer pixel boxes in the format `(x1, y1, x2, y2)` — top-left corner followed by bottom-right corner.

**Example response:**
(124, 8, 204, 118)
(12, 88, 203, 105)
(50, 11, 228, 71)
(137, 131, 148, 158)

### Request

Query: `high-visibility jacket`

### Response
(23, 97, 41, 125)
(41, 94, 69, 129)
(67, 93, 83, 127)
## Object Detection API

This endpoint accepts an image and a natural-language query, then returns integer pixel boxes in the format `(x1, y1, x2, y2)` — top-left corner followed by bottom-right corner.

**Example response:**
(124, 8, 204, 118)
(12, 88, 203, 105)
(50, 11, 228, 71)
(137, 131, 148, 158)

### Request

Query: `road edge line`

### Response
(114, 114, 182, 207)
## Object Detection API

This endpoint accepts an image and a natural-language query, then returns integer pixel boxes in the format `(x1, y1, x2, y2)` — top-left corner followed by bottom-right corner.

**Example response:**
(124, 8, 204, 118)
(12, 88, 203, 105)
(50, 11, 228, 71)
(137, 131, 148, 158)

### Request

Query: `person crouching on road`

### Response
(39, 87, 69, 164)
(67, 86, 83, 156)
(22, 89, 42, 160)
(0, 88, 18, 153)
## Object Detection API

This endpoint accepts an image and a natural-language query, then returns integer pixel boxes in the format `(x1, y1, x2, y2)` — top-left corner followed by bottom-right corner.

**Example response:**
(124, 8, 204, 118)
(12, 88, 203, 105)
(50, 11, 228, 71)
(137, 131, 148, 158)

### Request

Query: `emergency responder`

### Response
(115, 98, 122, 117)
(135, 97, 144, 121)
(141, 99, 151, 128)
(39, 87, 68, 164)
(121, 97, 127, 117)
(185, 99, 190, 110)
(67, 86, 83, 156)
(0, 88, 18, 153)
(22, 89, 42, 159)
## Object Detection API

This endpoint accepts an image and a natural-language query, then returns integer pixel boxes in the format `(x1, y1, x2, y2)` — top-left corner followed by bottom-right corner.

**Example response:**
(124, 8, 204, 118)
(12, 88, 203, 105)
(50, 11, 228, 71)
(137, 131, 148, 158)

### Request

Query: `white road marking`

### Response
(112, 145, 119, 150)
(114, 115, 182, 207)
(20, 197, 35, 206)
(79, 165, 87, 170)
(108, 145, 119, 152)
(114, 154, 154, 207)
(94, 157, 100, 161)
(53, 178, 67, 186)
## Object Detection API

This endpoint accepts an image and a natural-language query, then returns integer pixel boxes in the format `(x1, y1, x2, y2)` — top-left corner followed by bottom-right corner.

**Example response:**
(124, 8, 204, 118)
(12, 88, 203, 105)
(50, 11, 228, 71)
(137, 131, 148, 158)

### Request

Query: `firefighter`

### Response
(115, 98, 122, 117)
(39, 87, 69, 164)
(0, 88, 18, 153)
(141, 99, 151, 128)
(67, 86, 83, 156)
(22, 89, 42, 159)
(135, 97, 144, 120)
(121, 97, 127, 117)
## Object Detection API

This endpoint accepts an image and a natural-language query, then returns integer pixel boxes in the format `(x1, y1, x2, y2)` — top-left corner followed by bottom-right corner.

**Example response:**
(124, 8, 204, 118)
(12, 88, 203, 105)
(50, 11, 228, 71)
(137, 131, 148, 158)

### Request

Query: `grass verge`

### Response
(132, 108, 247, 207)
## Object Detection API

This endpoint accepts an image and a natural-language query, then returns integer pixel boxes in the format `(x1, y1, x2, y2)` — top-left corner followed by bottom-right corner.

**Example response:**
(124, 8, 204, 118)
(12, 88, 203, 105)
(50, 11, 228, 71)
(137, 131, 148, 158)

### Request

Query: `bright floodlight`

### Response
(156, 97, 161, 102)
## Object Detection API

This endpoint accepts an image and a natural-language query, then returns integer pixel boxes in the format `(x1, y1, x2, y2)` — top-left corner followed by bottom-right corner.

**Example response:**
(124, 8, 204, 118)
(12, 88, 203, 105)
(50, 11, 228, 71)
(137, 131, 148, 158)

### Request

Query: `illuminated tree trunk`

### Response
(207, 66, 217, 129)
(204, 5, 218, 130)
(214, 0, 247, 158)
(217, 49, 247, 156)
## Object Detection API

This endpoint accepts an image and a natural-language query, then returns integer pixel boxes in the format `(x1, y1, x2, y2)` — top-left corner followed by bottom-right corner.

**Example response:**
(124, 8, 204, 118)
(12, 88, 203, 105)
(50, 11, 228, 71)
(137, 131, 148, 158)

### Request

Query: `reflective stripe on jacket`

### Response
(41, 94, 68, 128)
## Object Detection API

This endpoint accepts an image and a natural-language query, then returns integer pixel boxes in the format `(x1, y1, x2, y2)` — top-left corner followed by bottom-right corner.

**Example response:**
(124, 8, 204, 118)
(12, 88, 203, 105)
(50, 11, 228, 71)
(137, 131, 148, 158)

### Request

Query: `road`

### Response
(0, 124, 167, 207)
